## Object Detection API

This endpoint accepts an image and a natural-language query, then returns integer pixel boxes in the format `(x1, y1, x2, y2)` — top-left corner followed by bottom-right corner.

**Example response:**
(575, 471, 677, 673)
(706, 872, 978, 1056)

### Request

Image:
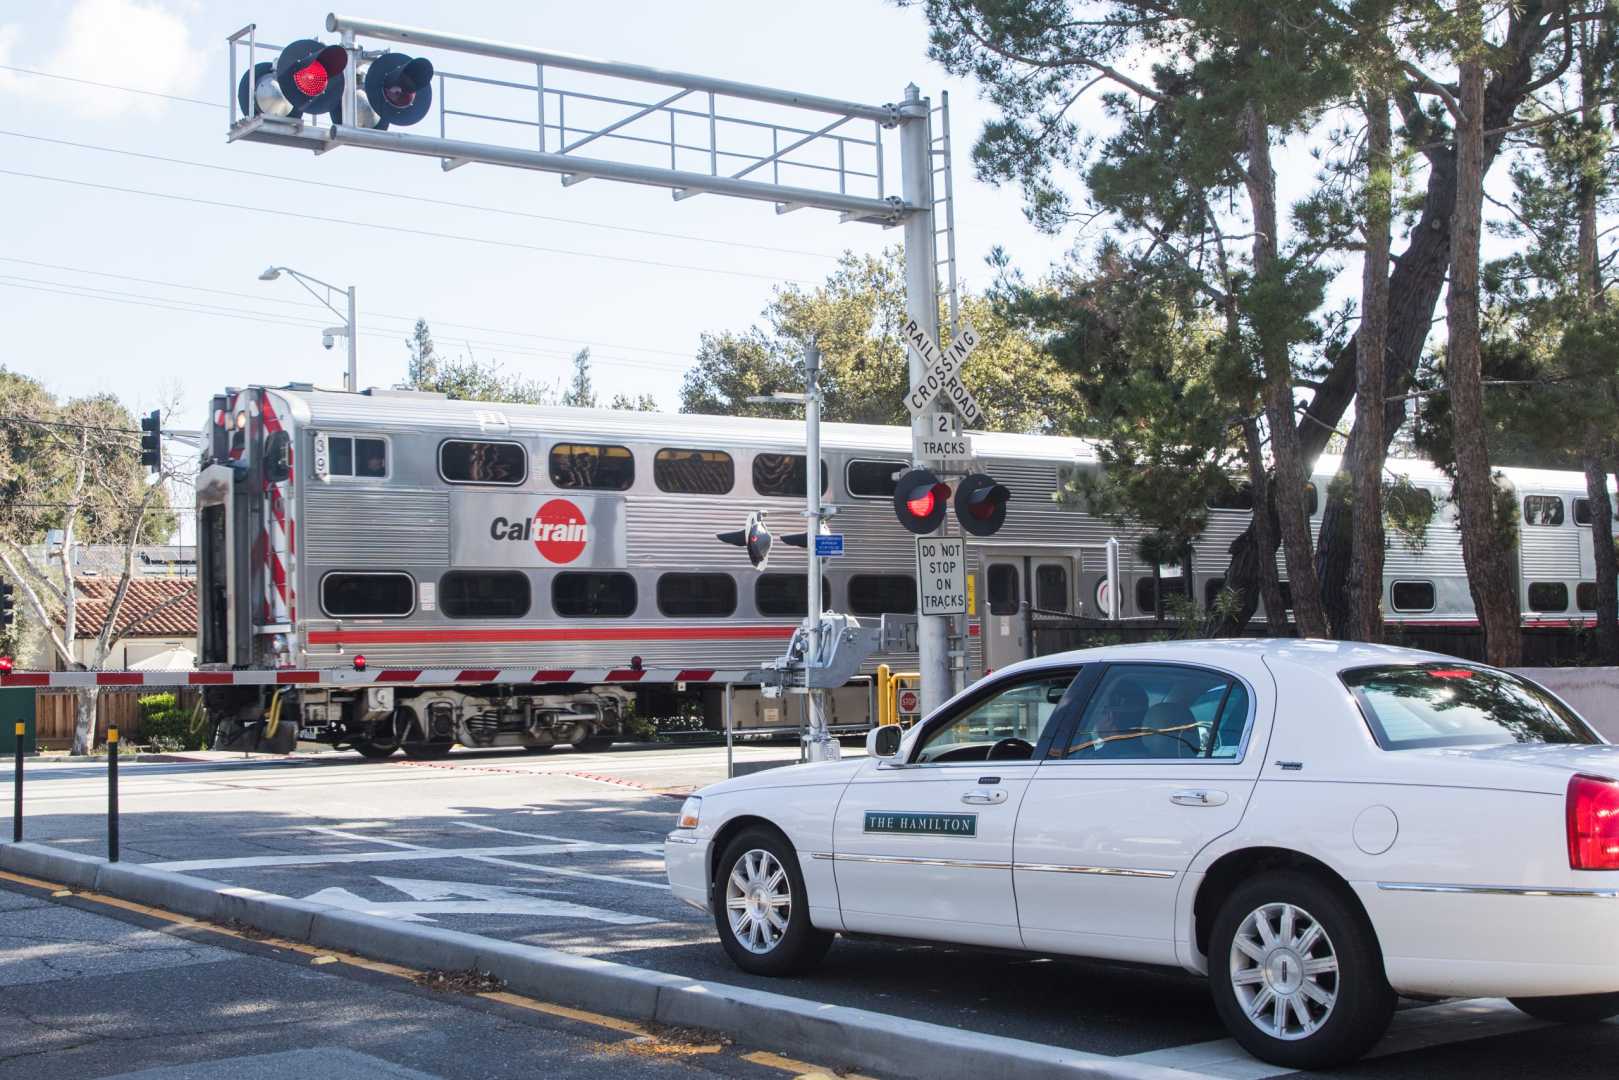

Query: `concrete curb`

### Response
(0, 842, 1206, 1080)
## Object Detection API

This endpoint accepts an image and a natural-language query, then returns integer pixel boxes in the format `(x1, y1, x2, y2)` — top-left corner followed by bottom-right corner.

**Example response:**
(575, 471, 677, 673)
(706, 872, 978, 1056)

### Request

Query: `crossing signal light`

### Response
(0, 581, 14, 630)
(238, 38, 348, 119)
(717, 511, 772, 570)
(139, 410, 162, 473)
(893, 468, 950, 535)
(954, 473, 1011, 537)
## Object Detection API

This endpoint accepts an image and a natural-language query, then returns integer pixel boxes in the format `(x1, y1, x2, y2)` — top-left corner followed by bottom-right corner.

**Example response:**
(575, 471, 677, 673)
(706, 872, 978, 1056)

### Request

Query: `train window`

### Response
(1577, 582, 1598, 612)
(1523, 495, 1565, 526)
(657, 573, 737, 618)
(987, 564, 1019, 616)
(1036, 565, 1069, 612)
(846, 459, 907, 498)
(1391, 580, 1436, 613)
(654, 448, 734, 494)
(1574, 498, 1597, 526)
(751, 453, 828, 497)
(321, 572, 414, 617)
(440, 571, 531, 619)
(1206, 480, 1254, 511)
(755, 574, 831, 617)
(550, 443, 634, 491)
(847, 574, 918, 616)
(440, 440, 527, 486)
(552, 572, 637, 618)
(1204, 577, 1227, 609)
(325, 436, 388, 479)
(1137, 575, 1190, 615)
(1528, 582, 1569, 612)
(1206, 480, 1316, 514)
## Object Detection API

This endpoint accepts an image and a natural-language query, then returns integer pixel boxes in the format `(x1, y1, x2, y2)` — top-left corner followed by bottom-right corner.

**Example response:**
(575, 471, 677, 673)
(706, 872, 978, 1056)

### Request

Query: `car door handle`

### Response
(1170, 789, 1228, 807)
(961, 789, 1008, 805)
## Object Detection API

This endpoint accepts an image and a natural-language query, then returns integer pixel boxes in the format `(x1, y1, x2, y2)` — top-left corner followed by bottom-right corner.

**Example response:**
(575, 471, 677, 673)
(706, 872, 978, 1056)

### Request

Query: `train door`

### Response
(979, 550, 1077, 674)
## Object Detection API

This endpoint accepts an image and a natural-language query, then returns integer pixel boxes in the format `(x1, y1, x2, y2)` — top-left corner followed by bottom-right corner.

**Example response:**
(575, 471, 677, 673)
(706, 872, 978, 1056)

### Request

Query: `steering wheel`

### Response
(986, 737, 1035, 761)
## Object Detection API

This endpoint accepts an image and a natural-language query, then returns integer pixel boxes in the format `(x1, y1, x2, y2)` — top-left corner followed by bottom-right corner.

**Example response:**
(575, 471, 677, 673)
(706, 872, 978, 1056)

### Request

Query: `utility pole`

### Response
(898, 85, 950, 716)
(802, 341, 838, 762)
(345, 284, 358, 393)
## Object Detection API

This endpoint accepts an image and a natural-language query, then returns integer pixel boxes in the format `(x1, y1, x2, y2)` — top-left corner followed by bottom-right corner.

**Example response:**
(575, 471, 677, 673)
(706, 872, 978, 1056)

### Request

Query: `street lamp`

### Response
(259, 266, 359, 392)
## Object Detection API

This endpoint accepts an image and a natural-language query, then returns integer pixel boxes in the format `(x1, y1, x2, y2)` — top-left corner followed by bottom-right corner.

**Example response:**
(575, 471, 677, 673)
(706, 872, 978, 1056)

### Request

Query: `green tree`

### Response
(610, 392, 659, 411)
(562, 347, 598, 408)
(916, 0, 1587, 639)
(680, 249, 1081, 430)
(400, 318, 558, 404)
(0, 369, 184, 754)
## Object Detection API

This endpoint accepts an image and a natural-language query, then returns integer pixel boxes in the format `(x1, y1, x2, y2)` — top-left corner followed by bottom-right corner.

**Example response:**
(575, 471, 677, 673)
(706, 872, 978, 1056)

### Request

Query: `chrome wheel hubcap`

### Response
(1230, 901, 1339, 1041)
(725, 849, 791, 955)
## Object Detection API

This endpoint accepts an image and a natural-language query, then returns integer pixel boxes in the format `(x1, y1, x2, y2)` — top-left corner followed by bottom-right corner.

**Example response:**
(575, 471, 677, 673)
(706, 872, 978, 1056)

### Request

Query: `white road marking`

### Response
(454, 821, 666, 853)
(1122, 997, 1551, 1079)
(301, 876, 657, 926)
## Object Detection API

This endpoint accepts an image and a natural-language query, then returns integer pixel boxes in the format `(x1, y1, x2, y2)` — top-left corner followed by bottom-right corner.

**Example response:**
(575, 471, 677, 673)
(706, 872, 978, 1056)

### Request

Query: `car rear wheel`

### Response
(1209, 871, 1394, 1069)
(712, 827, 832, 976)
(1509, 993, 1619, 1023)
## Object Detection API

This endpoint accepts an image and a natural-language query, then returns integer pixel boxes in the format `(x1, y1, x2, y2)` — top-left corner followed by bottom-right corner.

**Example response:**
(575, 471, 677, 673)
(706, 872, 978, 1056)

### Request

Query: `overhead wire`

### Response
(0, 169, 816, 286)
(0, 130, 842, 263)
(0, 256, 697, 359)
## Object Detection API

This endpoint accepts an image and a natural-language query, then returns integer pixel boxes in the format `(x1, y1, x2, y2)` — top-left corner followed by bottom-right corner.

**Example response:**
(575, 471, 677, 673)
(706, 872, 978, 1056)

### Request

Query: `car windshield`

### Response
(1341, 663, 1598, 750)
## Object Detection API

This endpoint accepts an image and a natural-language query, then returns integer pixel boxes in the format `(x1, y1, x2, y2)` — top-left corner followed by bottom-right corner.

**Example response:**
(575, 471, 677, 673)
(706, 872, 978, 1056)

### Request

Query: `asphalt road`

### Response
(5, 743, 1618, 1078)
(0, 873, 862, 1080)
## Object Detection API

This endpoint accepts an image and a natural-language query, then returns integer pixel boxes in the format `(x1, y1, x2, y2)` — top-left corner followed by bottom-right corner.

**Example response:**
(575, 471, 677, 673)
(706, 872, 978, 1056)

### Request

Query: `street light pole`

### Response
(258, 266, 359, 391)
(801, 341, 838, 763)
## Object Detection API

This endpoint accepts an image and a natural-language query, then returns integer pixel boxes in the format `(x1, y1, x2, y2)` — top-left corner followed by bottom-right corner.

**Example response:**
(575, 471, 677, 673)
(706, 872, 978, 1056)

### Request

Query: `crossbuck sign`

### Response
(903, 318, 984, 428)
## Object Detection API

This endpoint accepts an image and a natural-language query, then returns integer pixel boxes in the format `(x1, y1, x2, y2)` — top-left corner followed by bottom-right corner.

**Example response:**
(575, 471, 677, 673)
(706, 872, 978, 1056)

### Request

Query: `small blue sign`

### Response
(814, 533, 845, 558)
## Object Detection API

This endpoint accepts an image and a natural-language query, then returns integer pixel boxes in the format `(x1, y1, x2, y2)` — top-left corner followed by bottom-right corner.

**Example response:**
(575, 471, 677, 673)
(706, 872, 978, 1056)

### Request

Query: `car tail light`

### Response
(1567, 774, 1619, 870)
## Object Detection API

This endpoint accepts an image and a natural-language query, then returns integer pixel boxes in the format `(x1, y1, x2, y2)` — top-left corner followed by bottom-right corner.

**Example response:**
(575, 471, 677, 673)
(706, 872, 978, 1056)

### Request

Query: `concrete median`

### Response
(0, 841, 1205, 1080)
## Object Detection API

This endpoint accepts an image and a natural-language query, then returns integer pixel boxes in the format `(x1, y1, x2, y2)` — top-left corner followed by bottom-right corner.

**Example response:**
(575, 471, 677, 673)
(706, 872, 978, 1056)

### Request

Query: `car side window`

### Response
(914, 672, 1079, 765)
(1062, 664, 1245, 760)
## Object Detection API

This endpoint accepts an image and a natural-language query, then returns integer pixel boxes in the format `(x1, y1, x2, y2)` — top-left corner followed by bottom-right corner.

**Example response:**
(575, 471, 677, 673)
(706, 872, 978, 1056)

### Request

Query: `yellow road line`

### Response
(0, 868, 861, 1076)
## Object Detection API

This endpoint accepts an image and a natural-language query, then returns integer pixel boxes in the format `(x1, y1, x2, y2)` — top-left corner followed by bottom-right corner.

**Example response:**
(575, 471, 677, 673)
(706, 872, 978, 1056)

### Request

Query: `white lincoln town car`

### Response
(664, 640, 1619, 1068)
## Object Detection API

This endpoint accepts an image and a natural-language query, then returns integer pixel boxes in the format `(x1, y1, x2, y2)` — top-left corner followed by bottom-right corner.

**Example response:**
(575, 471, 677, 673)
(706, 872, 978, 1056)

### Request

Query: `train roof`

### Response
(256, 384, 1104, 463)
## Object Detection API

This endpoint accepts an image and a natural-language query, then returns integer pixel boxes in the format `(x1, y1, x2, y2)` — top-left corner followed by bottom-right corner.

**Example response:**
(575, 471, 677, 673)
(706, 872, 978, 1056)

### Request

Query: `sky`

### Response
(0, 0, 1082, 430)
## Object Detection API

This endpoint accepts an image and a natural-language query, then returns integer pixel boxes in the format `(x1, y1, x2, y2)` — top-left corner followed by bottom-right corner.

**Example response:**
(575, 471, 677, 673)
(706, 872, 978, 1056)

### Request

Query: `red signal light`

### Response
(1568, 774, 1619, 870)
(292, 61, 329, 97)
(906, 488, 941, 518)
(0, 656, 12, 674)
(352, 654, 367, 672)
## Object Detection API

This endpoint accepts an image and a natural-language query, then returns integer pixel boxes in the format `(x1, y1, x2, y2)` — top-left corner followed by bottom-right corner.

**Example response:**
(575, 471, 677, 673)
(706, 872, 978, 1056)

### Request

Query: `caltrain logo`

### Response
(490, 498, 589, 563)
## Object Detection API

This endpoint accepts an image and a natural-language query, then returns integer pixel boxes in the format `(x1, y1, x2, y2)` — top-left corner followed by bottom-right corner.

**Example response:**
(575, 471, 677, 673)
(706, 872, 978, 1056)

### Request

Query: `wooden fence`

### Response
(33, 690, 201, 750)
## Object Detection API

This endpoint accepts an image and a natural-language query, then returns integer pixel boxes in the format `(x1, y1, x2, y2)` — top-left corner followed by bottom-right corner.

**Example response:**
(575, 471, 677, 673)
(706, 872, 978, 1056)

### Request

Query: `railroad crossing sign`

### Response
(915, 536, 968, 616)
(903, 317, 984, 427)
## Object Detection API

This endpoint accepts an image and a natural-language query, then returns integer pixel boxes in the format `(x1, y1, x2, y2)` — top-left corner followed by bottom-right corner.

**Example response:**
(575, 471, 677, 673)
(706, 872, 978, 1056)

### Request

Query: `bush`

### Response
(138, 692, 208, 751)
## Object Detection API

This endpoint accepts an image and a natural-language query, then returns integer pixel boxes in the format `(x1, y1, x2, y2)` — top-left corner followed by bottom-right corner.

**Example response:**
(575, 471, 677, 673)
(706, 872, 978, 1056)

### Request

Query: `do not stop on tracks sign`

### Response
(915, 536, 967, 616)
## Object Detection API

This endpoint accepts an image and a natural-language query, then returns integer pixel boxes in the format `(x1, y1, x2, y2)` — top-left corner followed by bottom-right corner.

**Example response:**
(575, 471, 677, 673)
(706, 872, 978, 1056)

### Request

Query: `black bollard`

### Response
(12, 721, 21, 843)
(107, 725, 119, 863)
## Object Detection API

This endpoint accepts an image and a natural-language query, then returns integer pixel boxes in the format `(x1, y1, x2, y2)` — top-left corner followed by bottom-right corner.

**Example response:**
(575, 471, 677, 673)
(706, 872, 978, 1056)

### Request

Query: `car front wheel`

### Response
(712, 827, 832, 976)
(1509, 993, 1619, 1023)
(1209, 871, 1395, 1069)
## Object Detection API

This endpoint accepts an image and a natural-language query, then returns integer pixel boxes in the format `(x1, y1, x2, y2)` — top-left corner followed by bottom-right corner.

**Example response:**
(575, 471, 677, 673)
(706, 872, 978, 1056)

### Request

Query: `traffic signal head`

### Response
(139, 410, 162, 473)
(365, 53, 435, 128)
(238, 39, 348, 120)
(954, 473, 1011, 537)
(717, 511, 772, 570)
(0, 581, 14, 630)
(893, 468, 950, 535)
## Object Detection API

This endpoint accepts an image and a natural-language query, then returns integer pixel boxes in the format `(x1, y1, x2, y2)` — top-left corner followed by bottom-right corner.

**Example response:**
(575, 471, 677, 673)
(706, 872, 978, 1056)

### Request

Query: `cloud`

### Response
(0, 0, 201, 118)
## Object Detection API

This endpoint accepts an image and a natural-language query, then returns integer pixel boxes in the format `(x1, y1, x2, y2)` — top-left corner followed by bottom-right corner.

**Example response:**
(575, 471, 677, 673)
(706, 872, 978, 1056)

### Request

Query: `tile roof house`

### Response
(56, 576, 198, 671)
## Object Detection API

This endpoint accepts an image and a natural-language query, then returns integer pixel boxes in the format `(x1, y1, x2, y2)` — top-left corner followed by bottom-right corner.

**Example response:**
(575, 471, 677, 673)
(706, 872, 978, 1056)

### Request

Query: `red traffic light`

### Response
(954, 473, 1010, 537)
(893, 468, 950, 535)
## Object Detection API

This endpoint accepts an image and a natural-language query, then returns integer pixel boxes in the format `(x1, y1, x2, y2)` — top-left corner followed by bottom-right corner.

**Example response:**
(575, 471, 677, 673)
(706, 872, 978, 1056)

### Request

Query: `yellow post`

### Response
(107, 726, 118, 745)
(13, 722, 22, 736)
(875, 665, 892, 726)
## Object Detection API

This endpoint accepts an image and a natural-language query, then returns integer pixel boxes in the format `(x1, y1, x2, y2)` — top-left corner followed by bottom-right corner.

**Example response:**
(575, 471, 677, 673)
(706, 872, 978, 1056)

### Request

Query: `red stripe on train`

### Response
(306, 625, 798, 646)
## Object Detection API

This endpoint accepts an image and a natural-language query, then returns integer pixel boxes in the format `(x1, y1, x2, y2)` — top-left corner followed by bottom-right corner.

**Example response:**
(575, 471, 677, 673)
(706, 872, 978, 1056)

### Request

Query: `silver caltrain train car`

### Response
(194, 383, 1617, 756)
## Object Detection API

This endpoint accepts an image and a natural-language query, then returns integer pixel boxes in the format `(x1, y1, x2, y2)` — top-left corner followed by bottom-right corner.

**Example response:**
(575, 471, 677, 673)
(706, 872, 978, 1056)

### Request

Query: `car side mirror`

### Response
(866, 724, 902, 760)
